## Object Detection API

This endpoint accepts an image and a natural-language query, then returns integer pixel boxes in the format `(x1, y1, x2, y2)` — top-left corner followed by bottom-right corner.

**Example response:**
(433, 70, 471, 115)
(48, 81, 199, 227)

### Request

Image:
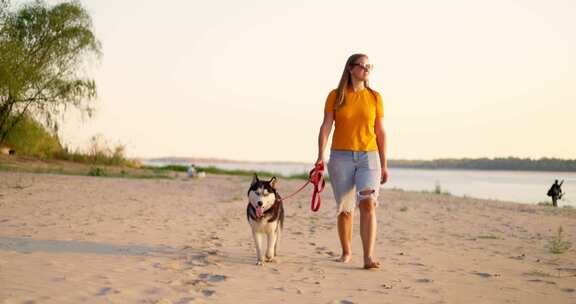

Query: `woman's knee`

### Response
(359, 197, 375, 214)
(338, 210, 353, 221)
(359, 187, 377, 208)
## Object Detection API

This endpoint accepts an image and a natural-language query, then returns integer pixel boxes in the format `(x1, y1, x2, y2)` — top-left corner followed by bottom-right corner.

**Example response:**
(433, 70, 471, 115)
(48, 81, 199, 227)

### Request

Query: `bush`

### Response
(3, 114, 62, 158)
(54, 134, 131, 166)
(88, 167, 105, 176)
(548, 226, 572, 254)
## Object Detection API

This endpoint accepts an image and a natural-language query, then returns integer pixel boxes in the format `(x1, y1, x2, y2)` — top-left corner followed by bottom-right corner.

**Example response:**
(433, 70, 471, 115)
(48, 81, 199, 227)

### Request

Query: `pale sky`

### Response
(48, 0, 575, 162)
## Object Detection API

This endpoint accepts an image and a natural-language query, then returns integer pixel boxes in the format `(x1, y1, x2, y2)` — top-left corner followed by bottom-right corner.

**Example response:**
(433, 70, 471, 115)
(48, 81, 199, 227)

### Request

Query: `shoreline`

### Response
(141, 156, 576, 173)
(2, 153, 574, 208)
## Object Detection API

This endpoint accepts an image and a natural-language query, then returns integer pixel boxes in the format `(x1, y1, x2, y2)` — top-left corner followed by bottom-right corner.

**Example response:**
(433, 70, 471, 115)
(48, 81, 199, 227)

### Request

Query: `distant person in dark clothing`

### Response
(547, 179, 564, 207)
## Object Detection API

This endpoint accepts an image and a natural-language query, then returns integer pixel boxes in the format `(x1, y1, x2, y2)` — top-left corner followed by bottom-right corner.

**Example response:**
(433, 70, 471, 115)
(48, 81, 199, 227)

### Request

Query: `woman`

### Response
(315, 53, 388, 270)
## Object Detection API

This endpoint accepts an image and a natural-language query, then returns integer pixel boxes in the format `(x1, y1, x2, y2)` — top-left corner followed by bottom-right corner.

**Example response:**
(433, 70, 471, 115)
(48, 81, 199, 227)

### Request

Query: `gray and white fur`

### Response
(246, 174, 284, 265)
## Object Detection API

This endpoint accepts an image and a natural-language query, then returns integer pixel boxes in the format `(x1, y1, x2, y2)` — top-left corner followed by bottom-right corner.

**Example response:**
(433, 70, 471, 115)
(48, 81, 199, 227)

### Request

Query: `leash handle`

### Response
(309, 161, 325, 212)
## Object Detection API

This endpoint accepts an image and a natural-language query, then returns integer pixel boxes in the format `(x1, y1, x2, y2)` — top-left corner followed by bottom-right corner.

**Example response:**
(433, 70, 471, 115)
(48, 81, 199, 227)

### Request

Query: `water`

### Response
(386, 168, 576, 206)
(143, 159, 576, 206)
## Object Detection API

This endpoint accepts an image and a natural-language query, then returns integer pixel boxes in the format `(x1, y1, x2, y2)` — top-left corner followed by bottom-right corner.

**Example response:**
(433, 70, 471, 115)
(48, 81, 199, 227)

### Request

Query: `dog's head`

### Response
(247, 174, 278, 218)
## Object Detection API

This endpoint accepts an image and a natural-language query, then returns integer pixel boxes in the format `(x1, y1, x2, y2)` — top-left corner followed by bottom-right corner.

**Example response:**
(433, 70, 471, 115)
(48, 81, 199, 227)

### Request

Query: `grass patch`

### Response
(537, 200, 574, 208)
(0, 157, 173, 180)
(53, 134, 135, 167)
(525, 269, 552, 277)
(3, 118, 135, 167)
(144, 164, 319, 181)
(434, 181, 451, 195)
(420, 181, 451, 195)
(548, 226, 572, 254)
(88, 167, 106, 176)
(2, 114, 62, 158)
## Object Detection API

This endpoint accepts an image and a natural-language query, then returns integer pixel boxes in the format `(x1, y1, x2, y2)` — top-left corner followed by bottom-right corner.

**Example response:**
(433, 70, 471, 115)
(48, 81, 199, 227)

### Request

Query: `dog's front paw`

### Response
(256, 260, 263, 266)
(265, 256, 276, 263)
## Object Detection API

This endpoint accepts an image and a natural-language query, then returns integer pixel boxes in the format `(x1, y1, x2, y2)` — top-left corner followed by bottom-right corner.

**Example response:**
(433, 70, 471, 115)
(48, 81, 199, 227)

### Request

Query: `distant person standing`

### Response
(547, 179, 564, 207)
(187, 164, 197, 178)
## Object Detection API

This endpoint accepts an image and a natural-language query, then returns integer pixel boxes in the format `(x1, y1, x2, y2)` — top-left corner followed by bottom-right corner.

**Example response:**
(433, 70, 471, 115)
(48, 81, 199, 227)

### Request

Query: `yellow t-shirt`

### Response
(324, 87, 384, 151)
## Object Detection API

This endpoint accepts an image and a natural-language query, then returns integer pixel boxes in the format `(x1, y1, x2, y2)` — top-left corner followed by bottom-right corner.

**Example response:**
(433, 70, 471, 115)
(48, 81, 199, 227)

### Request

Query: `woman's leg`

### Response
(327, 150, 356, 262)
(356, 151, 381, 269)
(359, 197, 379, 268)
(337, 210, 353, 262)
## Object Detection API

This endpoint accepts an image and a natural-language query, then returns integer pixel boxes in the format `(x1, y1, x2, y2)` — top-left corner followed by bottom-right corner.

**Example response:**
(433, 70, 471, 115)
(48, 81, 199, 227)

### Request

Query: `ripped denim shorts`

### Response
(326, 149, 381, 214)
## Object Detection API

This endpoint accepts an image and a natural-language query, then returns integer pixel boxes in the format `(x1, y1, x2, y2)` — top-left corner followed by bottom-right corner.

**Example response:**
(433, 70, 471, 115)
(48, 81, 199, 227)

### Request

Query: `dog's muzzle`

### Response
(255, 206, 264, 218)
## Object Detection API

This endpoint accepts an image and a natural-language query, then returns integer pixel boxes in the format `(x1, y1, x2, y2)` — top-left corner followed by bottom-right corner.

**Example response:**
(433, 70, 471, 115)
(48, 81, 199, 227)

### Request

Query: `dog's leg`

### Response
(265, 229, 278, 262)
(252, 230, 265, 265)
(274, 225, 281, 257)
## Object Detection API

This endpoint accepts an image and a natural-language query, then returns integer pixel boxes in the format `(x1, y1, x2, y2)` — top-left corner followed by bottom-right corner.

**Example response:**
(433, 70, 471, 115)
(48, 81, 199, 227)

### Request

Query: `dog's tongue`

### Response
(256, 206, 264, 218)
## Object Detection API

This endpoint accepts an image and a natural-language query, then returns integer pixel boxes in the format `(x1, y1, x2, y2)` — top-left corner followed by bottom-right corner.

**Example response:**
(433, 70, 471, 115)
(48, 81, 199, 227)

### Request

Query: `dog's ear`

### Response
(251, 173, 259, 185)
(269, 176, 278, 189)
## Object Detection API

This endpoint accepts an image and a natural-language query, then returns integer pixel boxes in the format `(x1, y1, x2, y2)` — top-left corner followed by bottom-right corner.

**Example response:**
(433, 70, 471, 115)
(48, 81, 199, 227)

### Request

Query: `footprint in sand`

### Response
(95, 287, 120, 296)
(198, 273, 227, 282)
(315, 246, 337, 257)
(471, 271, 501, 278)
(174, 297, 195, 304)
(381, 283, 393, 289)
(51, 276, 66, 282)
(509, 253, 526, 260)
(415, 278, 433, 283)
(178, 273, 227, 295)
(407, 262, 427, 267)
(527, 279, 556, 285)
(557, 267, 576, 275)
(325, 250, 337, 257)
(144, 287, 162, 295)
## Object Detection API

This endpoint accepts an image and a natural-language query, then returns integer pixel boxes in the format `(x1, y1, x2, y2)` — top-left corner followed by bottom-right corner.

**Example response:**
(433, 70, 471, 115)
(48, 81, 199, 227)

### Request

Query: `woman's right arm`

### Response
(316, 111, 334, 165)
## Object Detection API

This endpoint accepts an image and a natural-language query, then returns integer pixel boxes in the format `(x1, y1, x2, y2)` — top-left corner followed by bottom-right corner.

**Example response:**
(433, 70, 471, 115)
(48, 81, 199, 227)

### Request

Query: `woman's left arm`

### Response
(374, 117, 388, 184)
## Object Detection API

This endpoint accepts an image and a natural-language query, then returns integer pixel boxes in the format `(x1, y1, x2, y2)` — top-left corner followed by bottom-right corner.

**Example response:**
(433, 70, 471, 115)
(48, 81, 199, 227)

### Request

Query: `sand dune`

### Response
(1, 171, 575, 303)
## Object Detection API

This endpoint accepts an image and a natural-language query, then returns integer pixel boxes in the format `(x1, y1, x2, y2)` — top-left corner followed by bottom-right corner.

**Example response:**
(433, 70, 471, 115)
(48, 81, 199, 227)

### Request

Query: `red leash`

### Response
(308, 162, 325, 211)
(278, 161, 326, 212)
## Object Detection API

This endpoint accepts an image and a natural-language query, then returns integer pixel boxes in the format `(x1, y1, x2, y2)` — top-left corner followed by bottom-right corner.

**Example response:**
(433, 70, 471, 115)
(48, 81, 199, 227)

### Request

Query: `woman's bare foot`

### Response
(363, 257, 380, 270)
(337, 253, 352, 263)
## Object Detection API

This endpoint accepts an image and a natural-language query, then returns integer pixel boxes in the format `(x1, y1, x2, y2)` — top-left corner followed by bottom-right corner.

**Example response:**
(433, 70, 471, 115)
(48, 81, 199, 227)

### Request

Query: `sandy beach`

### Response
(1, 170, 575, 303)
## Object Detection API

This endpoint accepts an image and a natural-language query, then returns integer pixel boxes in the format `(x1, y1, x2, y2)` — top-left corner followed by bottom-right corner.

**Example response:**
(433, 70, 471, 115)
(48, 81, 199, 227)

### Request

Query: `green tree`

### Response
(0, 0, 101, 145)
(0, 1, 9, 19)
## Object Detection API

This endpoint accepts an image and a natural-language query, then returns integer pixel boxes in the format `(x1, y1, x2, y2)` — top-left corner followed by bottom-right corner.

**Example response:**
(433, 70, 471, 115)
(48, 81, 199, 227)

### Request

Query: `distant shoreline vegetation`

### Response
(142, 165, 313, 180)
(145, 156, 576, 174)
(389, 157, 576, 172)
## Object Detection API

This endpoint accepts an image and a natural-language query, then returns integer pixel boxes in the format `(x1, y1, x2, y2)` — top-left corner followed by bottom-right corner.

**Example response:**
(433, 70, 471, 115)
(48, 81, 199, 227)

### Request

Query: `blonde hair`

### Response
(334, 53, 377, 111)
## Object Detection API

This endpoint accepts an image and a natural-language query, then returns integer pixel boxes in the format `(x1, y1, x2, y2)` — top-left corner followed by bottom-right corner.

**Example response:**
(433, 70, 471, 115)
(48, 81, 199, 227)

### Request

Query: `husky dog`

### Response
(247, 174, 284, 265)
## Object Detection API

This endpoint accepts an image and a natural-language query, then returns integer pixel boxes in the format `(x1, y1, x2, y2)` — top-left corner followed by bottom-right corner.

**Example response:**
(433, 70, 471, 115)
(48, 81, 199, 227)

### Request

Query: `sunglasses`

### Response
(351, 63, 373, 71)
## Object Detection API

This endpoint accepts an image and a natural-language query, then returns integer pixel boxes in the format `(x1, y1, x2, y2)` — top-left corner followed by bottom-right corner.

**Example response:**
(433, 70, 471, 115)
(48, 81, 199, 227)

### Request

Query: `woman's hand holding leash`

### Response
(314, 157, 324, 168)
(276, 160, 325, 212)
